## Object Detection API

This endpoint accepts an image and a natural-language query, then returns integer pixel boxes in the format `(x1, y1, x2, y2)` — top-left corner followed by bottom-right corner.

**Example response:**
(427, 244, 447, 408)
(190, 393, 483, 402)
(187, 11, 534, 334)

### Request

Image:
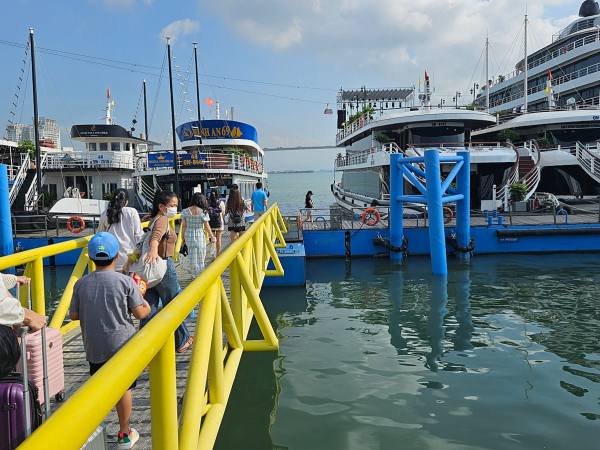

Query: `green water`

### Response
(216, 254, 600, 450)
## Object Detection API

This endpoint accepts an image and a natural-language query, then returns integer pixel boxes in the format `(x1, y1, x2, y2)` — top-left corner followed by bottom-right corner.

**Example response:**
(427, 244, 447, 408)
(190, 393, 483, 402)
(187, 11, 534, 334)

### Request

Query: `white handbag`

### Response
(129, 219, 168, 288)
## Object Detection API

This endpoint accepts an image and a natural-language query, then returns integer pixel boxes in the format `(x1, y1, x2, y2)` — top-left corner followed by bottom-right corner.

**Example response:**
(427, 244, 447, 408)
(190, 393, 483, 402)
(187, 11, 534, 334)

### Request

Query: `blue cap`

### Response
(88, 232, 119, 260)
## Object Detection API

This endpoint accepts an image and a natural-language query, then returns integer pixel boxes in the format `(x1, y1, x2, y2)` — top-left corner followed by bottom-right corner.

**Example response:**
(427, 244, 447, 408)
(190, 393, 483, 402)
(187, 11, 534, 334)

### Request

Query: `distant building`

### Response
(4, 117, 61, 149)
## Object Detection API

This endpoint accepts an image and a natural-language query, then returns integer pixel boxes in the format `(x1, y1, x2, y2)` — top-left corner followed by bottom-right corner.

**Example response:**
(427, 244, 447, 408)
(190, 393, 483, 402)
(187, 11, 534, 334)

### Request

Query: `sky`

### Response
(0, 0, 584, 171)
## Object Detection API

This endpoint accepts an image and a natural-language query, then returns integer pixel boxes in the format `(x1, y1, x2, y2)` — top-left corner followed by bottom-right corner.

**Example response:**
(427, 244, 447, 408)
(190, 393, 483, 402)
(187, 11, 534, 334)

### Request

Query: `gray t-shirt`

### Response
(71, 270, 144, 364)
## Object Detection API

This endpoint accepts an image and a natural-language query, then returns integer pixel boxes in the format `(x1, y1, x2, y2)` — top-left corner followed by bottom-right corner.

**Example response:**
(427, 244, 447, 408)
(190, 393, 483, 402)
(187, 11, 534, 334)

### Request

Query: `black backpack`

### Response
(208, 206, 222, 228)
(230, 211, 243, 224)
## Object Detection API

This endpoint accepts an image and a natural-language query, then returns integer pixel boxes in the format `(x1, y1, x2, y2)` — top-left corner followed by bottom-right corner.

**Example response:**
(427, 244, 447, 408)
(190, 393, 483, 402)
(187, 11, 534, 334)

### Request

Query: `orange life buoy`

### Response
(298, 212, 302, 227)
(443, 207, 453, 224)
(67, 215, 85, 233)
(362, 208, 380, 226)
(360, 116, 364, 127)
(562, 45, 568, 54)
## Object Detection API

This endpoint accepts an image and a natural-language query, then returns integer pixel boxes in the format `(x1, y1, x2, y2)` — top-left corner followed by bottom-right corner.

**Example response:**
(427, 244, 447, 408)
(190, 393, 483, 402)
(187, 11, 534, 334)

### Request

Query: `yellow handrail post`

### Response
(87, 257, 96, 274)
(208, 288, 225, 406)
(229, 256, 244, 339)
(49, 248, 89, 329)
(149, 334, 179, 450)
(179, 288, 216, 450)
(30, 257, 45, 316)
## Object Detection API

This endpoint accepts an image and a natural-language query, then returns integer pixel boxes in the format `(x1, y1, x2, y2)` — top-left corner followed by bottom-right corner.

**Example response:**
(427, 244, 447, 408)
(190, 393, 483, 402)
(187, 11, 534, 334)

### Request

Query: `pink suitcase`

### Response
(16, 328, 65, 405)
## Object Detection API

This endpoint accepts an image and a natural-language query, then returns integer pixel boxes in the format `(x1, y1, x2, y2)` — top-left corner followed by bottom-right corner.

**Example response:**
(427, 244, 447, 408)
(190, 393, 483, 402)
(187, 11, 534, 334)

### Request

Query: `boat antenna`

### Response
(143, 79, 148, 139)
(29, 28, 42, 211)
(193, 42, 203, 144)
(102, 85, 115, 125)
(524, 13, 528, 113)
(166, 36, 181, 202)
(485, 35, 490, 111)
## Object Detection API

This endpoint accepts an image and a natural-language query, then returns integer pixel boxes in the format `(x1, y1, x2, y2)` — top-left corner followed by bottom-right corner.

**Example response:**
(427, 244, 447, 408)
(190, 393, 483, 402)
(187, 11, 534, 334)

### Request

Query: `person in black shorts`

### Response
(304, 190, 314, 223)
(226, 184, 248, 242)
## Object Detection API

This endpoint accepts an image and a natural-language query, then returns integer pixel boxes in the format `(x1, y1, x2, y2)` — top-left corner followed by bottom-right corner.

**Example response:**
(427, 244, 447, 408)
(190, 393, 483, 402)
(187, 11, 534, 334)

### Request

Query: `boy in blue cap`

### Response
(70, 232, 150, 449)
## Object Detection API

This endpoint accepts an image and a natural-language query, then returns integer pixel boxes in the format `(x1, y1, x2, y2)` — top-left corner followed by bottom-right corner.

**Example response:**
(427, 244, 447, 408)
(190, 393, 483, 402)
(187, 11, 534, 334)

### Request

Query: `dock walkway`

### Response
(52, 234, 233, 449)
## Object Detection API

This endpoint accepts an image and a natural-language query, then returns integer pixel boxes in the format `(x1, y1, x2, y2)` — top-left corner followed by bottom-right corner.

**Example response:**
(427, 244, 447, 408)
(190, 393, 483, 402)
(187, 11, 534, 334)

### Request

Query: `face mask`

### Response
(166, 206, 177, 218)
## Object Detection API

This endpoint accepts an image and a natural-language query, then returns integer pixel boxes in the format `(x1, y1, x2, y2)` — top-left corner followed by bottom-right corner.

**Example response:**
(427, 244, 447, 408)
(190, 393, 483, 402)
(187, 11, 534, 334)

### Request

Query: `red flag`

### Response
(107, 85, 110, 99)
(547, 68, 553, 81)
(204, 98, 213, 108)
(424, 70, 429, 81)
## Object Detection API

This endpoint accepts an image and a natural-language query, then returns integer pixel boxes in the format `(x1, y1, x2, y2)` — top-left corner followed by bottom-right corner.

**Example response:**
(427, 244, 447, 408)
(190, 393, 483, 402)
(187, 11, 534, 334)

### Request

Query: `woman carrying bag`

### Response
(98, 188, 144, 273)
(181, 193, 216, 279)
(139, 190, 193, 353)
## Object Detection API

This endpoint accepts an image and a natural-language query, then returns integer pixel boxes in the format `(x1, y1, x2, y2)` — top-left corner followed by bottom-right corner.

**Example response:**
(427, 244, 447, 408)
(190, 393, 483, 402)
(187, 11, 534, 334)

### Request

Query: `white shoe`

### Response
(117, 428, 140, 449)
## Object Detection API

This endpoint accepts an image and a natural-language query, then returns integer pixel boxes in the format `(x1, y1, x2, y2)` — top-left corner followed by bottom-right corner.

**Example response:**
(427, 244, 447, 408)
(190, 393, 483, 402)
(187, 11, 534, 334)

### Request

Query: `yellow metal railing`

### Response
(14, 204, 287, 450)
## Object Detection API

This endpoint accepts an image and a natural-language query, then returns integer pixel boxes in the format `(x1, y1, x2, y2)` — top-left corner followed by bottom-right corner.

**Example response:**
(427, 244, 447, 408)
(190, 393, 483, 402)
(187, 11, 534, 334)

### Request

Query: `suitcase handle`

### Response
(17, 326, 32, 438)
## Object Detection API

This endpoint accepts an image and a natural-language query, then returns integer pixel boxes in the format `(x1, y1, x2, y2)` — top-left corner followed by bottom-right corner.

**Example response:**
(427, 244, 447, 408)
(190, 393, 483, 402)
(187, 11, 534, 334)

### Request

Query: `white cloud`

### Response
(199, 0, 581, 99)
(159, 19, 200, 44)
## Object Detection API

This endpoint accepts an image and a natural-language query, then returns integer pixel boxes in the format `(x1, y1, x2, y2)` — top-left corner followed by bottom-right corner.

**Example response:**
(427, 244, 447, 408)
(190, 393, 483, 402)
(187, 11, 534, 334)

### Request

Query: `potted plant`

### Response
(42, 191, 56, 211)
(497, 128, 519, 143)
(509, 183, 527, 211)
(17, 139, 36, 167)
(103, 191, 114, 201)
(536, 137, 552, 149)
(374, 133, 391, 144)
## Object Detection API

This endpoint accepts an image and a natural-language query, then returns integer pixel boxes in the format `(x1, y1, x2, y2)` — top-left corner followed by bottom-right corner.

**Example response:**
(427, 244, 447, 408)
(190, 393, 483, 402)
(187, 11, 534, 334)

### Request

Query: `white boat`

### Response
(331, 84, 525, 215)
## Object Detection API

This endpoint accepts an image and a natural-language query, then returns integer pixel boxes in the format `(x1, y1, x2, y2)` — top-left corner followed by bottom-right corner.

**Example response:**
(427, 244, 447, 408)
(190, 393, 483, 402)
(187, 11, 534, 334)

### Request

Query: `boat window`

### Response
(111, 142, 121, 152)
(125, 143, 131, 152)
(409, 127, 465, 145)
(88, 142, 97, 151)
(341, 170, 380, 199)
(102, 183, 118, 196)
(548, 128, 600, 146)
(99, 142, 108, 152)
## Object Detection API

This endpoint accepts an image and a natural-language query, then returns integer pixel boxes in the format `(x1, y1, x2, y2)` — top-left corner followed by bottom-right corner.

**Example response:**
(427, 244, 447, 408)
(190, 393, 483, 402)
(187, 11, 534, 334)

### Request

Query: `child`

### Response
(70, 232, 150, 450)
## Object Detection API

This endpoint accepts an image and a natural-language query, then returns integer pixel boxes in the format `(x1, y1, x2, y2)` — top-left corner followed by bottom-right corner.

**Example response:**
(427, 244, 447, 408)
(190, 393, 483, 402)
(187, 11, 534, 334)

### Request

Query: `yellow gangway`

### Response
(0, 205, 287, 450)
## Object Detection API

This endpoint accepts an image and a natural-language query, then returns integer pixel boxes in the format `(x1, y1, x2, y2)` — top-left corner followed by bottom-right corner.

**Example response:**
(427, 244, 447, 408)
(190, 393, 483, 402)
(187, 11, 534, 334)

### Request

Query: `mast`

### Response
(104, 86, 114, 125)
(143, 79, 148, 139)
(166, 36, 180, 201)
(29, 29, 42, 209)
(524, 14, 528, 113)
(485, 38, 490, 110)
(193, 42, 203, 144)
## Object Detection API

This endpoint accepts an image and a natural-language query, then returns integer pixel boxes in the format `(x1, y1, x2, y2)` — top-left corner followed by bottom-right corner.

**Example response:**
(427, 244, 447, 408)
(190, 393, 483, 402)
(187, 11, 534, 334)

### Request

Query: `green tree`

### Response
(536, 137, 552, 149)
(374, 133, 391, 144)
(497, 129, 519, 142)
(509, 183, 527, 202)
(17, 139, 36, 160)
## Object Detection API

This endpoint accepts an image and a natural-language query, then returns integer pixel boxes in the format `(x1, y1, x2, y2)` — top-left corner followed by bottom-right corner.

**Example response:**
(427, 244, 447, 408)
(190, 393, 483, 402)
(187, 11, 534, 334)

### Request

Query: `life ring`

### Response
(362, 208, 380, 226)
(67, 216, 85, 233)
(562, 45, 568, 54)
(360, 116, 364, 127)
(534, 197, 540, 209)
(298, 212, 302, 227)
(443, 207, 453, 224)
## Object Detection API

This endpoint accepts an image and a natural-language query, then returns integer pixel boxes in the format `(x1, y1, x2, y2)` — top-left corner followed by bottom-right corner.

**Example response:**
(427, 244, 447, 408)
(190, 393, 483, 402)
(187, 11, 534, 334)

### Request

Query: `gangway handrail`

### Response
(573, 141, 600, 183)
(496, 143, 521, 205)
(15, 205, 288, 450)
(9, 153, 30, 206)
(517, 140, 542, 200)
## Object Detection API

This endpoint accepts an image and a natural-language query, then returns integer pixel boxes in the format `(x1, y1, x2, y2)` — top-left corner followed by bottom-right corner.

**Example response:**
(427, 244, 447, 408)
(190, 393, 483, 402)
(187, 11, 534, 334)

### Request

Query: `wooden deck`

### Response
(51, 233, 233, 449)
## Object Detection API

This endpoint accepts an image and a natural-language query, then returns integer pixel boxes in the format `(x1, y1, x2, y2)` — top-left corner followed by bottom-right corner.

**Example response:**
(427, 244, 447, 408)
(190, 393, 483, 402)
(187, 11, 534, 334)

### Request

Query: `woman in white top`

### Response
(98, 189, 144, 272)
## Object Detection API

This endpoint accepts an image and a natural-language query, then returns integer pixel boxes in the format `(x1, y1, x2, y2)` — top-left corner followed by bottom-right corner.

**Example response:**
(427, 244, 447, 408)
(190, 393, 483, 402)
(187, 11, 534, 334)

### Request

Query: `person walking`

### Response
(181, 192, 216, 279)
(139, 190, 193, 353)
(251, 181, 268, 220)
(225, 184, 247, 242)
(70, 232, 150, 449)
(207, 190, 225, 259)
(98, 189, 144, 273)
(304, 190, 314, 224)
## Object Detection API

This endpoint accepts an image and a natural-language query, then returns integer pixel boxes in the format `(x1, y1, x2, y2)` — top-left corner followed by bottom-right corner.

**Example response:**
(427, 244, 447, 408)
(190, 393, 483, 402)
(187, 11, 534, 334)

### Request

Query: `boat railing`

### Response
(44, 151, 134, 170)
(136, 151, 264, 175)
(490, 59, 600, 109)
(23, 153, 47, 212)
(494, 32, 600, 86)
(517, 140, 542, 201)
(572, 141, 600, 183)
(552, 18, 597, 43)
(9, 153, 30, 206)
(299, 206, 391, 230)
(13, 206, 287, 450)
(496, 143, 521, 207)
(336, 115, 375, 143)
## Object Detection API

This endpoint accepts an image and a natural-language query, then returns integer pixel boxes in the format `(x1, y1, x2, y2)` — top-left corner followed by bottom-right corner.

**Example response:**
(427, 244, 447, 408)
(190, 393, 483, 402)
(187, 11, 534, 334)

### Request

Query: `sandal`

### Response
(177, 336, 194, 353)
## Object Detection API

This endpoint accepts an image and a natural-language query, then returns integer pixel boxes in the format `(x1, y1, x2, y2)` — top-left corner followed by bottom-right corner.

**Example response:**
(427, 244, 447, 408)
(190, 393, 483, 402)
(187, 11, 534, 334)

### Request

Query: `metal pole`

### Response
(389, 154, 403, 261)
(166, 37, 180, 201)
(485, 37, 490, 110)
(424, 150, 447, 276)
(143, 79, 148, 139)
(30, 29, 42, 210)
(456, 151, 471, 259)
(524, 15, 528, 113)
(193, 42, 203, 144)
(0, 165, 14, 259)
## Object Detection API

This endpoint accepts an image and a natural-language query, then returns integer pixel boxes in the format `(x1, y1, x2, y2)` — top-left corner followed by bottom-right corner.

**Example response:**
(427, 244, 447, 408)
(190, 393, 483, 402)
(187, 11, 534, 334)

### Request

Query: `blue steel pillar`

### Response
(456, 151, 471, 260)
(424, 150, 447, 276)
(0, 164, 14, 259)
(389, 154, 403, 261)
